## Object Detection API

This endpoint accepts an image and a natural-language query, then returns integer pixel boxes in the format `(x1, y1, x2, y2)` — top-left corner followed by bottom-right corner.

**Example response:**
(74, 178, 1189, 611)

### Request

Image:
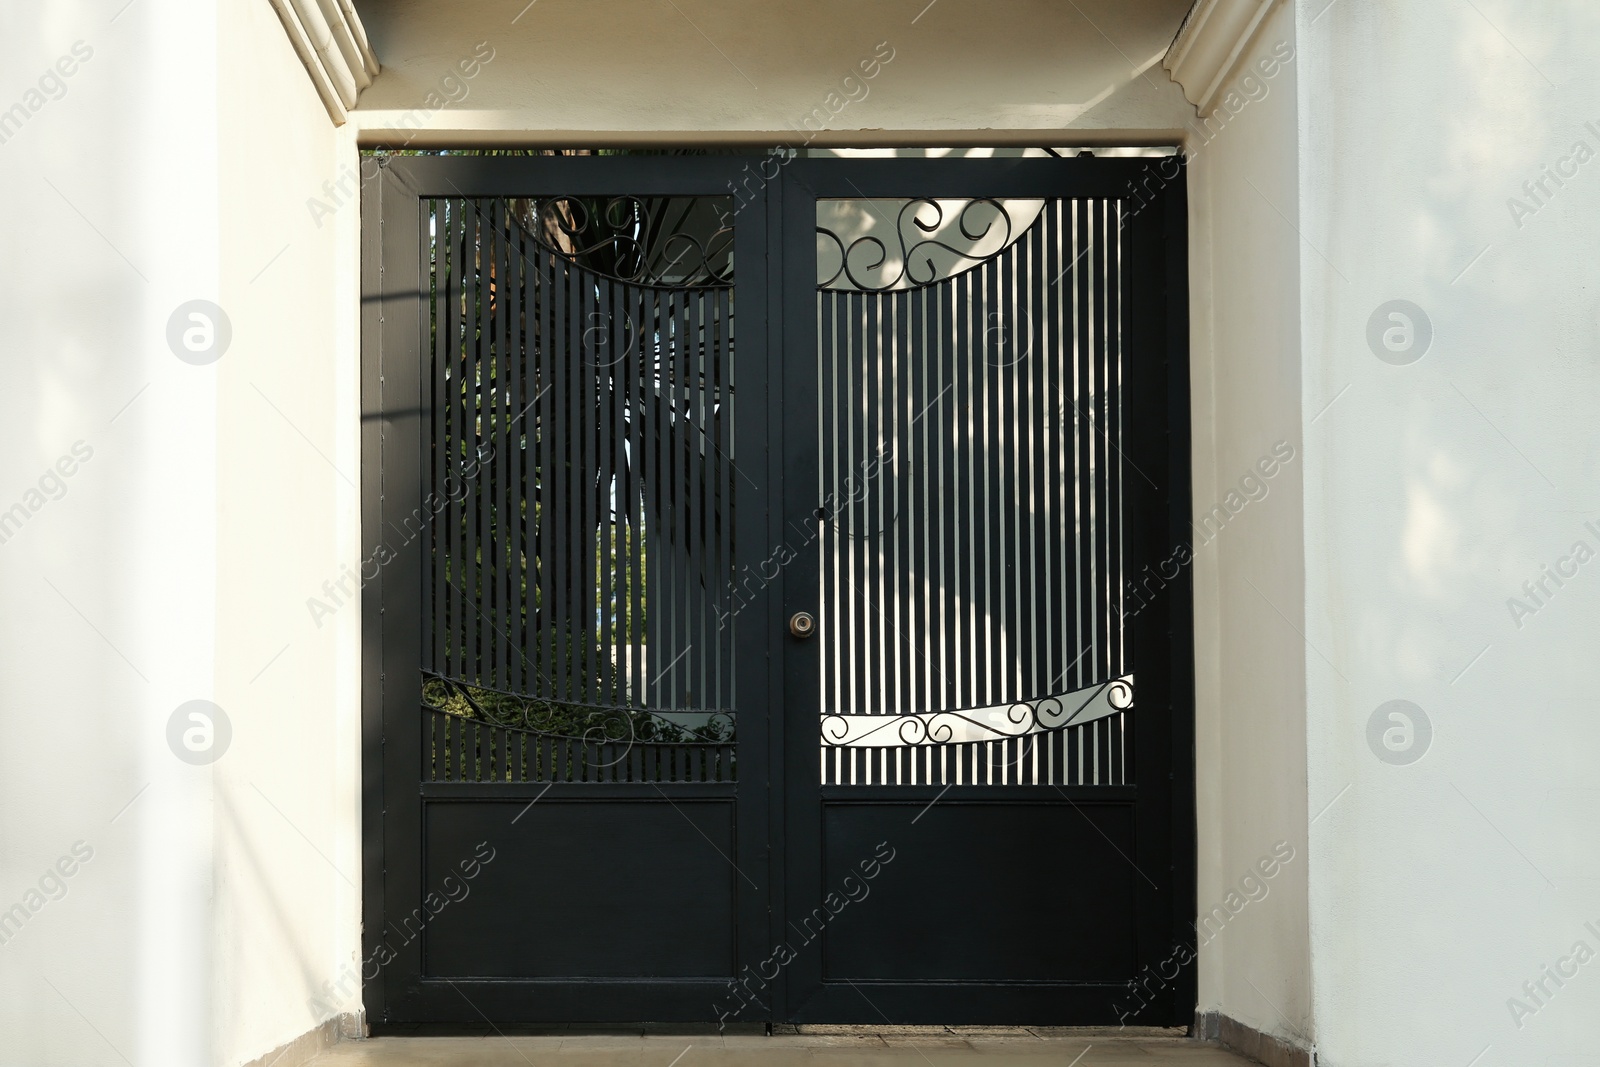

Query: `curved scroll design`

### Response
(423, 672, 735, 746)
(821, 675, 1132, 748)
(509, 195, 733, 289)
(817, 198, 1036, 292)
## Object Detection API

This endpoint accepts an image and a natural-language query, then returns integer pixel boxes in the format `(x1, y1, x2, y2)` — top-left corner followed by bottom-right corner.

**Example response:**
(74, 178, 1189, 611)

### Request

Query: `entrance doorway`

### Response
(360, 151, 1193, 1027)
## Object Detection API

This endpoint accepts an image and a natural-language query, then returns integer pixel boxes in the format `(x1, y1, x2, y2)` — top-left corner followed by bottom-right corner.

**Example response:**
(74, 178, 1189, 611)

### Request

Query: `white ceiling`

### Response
(352, 0, 1197, 144)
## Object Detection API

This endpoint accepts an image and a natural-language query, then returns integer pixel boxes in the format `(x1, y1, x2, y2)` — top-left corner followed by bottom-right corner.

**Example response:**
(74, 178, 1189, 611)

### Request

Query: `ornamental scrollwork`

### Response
(817, 197, 1015, 292)
(508, 195, 733, 289)
(820, 675, 1132, 748)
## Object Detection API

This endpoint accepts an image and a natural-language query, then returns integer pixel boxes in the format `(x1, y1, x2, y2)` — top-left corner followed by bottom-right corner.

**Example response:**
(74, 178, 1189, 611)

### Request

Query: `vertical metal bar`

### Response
(708, 286, 724, 711)
(508, 207, 527, 694)
(464, 202, 484, 684)
(612, 278, 629, 706)
(913, 283, 931, 717)
(646, 290, 663, 708)
(887, 289, 903, 716)
(817, 283, 827, 727)
(827, 290, 843, 718)
(597, 280, 615, 708)
(935, 267, 951, 712)
(1109, 200, 1125, 678)
(660, 291, 676, 710)
(427, 713, 436, 781)
(1001, 231, 1020, 707)
(566, 231, 585, 710)
(628, 284, 647, 709)
(537, 235, 556, 701)
(867, 289, 884, 717)
(550, 241, 570, 701)
(566, 239, 586, 705)
(475, 203, 493, 686)
(579, 252, 597, 709)
(448, 200, 467, 681)
(424, 201, 442, 676)
(674, 289, 691, 709)
(1043, 200, 1060, 695)
(718, 283, 734, 711)
(994, 237, 1011, 707)
(1056, 197, 1068, 687)
(492, 201, 512, 691)
(1025, 202, 1043, 704)
(844, 290, 860, 715)
(1075, 198, 1092, 691)
(1092, 199, 1108, 683)
(818, 288, 831, 717)
(981, 257, 998, 708)
(687, 287, 706, 711)
(957, 268, 974, 710)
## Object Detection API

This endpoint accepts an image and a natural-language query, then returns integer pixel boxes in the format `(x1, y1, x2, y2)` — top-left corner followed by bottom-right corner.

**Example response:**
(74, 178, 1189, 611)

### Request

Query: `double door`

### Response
(361, 152, 1192, 1027)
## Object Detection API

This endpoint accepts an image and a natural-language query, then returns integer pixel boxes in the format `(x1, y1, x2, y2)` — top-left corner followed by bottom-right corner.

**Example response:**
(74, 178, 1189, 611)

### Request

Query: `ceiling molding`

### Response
(1163, 0, 1281, 116)
(266, 0, 380, 126)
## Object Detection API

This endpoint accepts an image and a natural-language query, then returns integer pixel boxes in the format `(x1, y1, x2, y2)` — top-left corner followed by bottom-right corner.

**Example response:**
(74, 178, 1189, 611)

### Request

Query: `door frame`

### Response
(360, 149, 1194, 1027)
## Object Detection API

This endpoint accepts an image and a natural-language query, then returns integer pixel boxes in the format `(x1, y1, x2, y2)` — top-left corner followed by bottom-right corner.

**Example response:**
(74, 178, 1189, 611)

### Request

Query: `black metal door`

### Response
(363, 153, 1191, 1028)
(362, 155, 778, 1024)
(772, 158, 1193, 1026)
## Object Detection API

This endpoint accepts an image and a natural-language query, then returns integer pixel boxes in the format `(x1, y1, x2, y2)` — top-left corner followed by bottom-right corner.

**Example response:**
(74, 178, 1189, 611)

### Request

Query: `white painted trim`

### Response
(291, 0, 359, 107)
(265, 0, 381, 126)
(1164, 0, 1281, 115)
(333, 0, 381, 81)
(314, 0, 367, 90)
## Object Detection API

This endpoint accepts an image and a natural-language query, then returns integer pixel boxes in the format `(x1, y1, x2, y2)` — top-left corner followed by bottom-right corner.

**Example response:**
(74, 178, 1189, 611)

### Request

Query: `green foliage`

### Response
(423, 674, 733, 745)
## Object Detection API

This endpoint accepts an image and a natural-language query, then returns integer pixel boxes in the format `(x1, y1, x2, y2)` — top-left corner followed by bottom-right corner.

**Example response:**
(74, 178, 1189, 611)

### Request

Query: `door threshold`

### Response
(782, 1024, 1190, 1039)
(371, 1022, 767, 1037)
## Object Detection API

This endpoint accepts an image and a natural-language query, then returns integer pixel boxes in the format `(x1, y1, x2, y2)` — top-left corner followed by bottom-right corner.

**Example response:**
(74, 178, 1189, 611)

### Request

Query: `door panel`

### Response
(778, 160, 1190, 1025)
(422, 797, 737, 978)
(364, 158, 775, 1025)
(820, 795, 1138, 982)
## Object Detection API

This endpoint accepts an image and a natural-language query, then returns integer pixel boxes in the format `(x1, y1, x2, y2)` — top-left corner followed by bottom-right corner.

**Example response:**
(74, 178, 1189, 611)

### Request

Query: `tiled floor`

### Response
(308, 1028, 1254, 1066)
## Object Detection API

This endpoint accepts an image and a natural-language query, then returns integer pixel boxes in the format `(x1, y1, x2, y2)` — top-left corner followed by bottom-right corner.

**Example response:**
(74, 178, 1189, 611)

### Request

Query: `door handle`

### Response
(788, 611, 816, 638)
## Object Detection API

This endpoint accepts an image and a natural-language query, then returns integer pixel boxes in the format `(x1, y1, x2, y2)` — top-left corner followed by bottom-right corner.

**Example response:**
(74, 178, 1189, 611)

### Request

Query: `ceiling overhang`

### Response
(266, 0, 379, 124)
(1163, 0, 1284, 115)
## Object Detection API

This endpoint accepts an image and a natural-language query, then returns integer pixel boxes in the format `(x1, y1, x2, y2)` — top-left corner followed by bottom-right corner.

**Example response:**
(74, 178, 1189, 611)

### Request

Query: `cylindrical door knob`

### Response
(789, 611, 816, 638)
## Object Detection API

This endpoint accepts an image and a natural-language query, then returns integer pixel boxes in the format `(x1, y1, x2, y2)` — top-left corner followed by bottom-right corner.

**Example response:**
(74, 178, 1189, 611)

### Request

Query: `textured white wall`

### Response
(215, 0, 359, 1062)
(1184, 0, 1312, 1048)
(0, 2, 352, 1065)
(1300, 1, 1600, 1064)
(0, 0, 219, 1064)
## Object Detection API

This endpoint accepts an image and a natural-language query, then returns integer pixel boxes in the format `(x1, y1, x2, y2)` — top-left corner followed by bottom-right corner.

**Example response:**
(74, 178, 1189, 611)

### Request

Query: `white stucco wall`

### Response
(0, 2, 218, 1063)
(1184, 0, 1311, 1048)
(0, 2, 353, 1065)
(1301, 1, 1600, 1064)
(215, 0, 360, 1062)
